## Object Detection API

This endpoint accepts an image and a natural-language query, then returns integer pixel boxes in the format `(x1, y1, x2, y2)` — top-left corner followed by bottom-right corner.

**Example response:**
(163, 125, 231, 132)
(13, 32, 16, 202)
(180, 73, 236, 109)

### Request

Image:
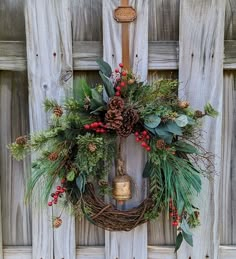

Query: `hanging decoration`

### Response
(9, 60, 218, 251)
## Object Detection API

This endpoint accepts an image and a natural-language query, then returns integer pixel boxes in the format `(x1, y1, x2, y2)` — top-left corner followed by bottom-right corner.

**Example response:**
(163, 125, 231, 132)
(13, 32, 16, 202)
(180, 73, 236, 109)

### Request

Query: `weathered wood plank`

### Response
(4, 40, 236, 70)
(148, 0, 180, 41)
(0, 0, 25, 41)
(225, 0, 236, 40)
(71, 0, 105, 247)
(104, 1, 148, 259)
(220, 246, 236, 259)
(178, 0, 225, 258)
(0, 71, 31, 246)
(25, 0, 75, 258)
(3, 247, 31, 259)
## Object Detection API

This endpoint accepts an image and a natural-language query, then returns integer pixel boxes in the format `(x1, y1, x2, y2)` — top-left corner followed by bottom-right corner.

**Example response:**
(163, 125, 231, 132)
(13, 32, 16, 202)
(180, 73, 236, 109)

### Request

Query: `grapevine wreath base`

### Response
(10, 60, 217, 250)
(81, 183, 155, 232)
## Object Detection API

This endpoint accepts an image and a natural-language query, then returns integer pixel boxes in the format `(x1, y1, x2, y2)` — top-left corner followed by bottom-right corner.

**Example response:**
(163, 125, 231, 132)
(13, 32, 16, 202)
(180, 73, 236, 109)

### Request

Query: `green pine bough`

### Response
(9, 59, 217, 251)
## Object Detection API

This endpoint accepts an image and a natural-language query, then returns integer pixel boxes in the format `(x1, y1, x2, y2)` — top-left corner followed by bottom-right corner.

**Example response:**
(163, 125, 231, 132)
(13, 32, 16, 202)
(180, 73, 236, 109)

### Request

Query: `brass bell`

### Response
(112, 174, 132, 204)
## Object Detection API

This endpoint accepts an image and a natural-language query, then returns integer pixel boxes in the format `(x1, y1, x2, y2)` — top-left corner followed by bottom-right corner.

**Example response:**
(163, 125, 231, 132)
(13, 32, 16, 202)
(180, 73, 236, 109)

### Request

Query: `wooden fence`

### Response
(0, 0, 236, 258)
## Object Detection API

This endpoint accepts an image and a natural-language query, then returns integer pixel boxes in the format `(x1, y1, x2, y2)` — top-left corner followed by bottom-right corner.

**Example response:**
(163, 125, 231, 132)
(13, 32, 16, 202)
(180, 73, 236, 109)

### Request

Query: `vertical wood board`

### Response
(0, 71, 31, 246)
(178, 0, 225, 258)
(103, 1, 148, 259)
(25, 0, 75, 258)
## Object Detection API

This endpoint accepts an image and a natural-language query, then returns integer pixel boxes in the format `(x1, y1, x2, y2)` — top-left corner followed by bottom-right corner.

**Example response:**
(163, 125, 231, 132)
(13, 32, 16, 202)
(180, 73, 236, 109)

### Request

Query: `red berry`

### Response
(115, 92, 121, 96)
(98, 122, 103, 126)
(116, 86, 121, 91)
(100, 128, 105, 133)
(56, 186, 61, 191)
(120, 81, 126, 87)
(146, 135, 150, 140)
(60, 189, 64, 193)
(134, 132, 139, 137)
(169, 212, 174, 217)
(55, 191, 60, 195)
(141, 142, 147, 147)
(172, 221, 178, 227)
(142, 130, 147, 136)
(146, 146, 151, 152)
(48, 201, 53, 206)
(121, 71, 127, 76)
(119, 63, 123, 68)
(136, 137, 140, 142)
(84, 124, 90, 130)
(115, 68, 119, 73)
(93, 122, 99, 128)
(54, 195, 58, 199)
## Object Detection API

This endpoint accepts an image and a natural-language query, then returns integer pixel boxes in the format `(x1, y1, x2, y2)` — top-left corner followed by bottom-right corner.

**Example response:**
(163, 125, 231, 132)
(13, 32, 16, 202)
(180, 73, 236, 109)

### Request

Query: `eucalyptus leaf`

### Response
(166, 121, 182, 135)
(175, 232, 183, 252)
(102, 88, 109, 103)
(181, 219, 192, 236)
(186, 116, 196, 125)
(175, 115, 188, 127)
(96, 59, 112, 77)
(183, 231, 193, 247)
(91, 88, 103, 106)
(173, 141, 199, 154)
(99, 71, 115, 97)
(144, 115, 161, 128)
(144, 125, 156, 135)
(143, 161, 152, 178)
(66, 170, 75, 181)
(76, 174, 86, 193)
(155, 125, 173, 144)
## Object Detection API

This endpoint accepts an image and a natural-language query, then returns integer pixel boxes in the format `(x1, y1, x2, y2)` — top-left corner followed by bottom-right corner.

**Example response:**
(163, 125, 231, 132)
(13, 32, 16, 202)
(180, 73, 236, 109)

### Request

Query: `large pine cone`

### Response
(105, 109, 123, 129)
(117, 108, 139, 137)
(108, 96, 124, 111)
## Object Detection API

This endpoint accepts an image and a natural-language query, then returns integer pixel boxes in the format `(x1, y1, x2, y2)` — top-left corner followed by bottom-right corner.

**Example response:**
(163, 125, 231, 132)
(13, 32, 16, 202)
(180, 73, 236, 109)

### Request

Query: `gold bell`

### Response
(112, 174, 132, 204)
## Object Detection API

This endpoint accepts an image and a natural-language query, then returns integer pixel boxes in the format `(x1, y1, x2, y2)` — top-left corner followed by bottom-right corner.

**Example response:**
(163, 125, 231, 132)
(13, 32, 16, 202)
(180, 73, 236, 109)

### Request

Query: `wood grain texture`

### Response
(71, 0, 105, 247)
(225, 0, 236, 40)
(0, 71, 32, 246)
(25, 1, 75, 258)
(178, 0, 225, 258)
(104, 1, 148, 259)
(148, 0, 180, 41)
(72, 0, 103, 41)
(0, 0, 25, 41)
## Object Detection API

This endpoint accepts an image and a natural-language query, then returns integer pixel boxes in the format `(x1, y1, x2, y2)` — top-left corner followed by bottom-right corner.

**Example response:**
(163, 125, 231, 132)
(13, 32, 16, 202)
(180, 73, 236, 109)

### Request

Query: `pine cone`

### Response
(195, 110, 204, 118)
(15, 136, 27, 145)
(108, 96, 124, 111)
(105, 109, 123, 129)
(156, 139, 165, 149)
(53, 217, 62, 228)
(53, 106, 63, 117)
(117, 108, 139, 137)
(48, 152, 59, 161)
(88, 143, 97, 153)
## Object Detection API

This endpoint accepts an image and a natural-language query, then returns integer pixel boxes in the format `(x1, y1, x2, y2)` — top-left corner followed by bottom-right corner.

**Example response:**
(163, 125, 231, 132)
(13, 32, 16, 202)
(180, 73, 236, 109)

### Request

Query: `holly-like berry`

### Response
(136, 137, 140, 142)
(115, 92, 121, 96)
(115, 68, 119, 73)
(142, 130, 148, 136)
(120, 81, 126, 87)
(116, 86, 121, 91)
(172, 221, 178, 227)
(56, 186, 61, 191)
(121, 71, 127, 76)
(134, 132, 139, 137)
(146, 146, 151, 151)
(84, 124, 90, 130)
(119, 63, 124, 68)
(141, 142, 147, 147)
(48, 201, 53, 206)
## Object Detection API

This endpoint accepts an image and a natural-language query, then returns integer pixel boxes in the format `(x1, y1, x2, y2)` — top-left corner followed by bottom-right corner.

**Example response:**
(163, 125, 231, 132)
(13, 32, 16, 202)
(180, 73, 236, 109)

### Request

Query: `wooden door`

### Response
(0, 0, 236, 258)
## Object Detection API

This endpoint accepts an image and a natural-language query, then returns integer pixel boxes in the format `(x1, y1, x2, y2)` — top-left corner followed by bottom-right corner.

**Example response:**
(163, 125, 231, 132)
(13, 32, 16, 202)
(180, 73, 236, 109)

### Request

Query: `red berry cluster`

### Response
(114, 63, 127, 96)
(48, 179, 66, 207)
(84, 122, 107, 134)
(169, 199, 181, 227)
(134, 130, 151, 152)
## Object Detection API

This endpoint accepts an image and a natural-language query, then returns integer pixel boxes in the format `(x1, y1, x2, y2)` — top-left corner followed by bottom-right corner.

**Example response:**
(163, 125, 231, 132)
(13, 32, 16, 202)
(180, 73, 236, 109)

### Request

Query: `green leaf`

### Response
(91, 88, 103, 106)
(90, 105, 106, 115)
(73, 78, 91, 103)
(99, 71, 115, 97)
(186, 116, 196, 125)
(76, 174, 86, 193)
(66, 170, 75, 181)
(175, 115, 188, 127)
(175, 232, 183, 252)
(143, 161, 152, 178)
(155, 125, 173, 144)
(96, 59, 112, 77)
(204, 102, 219, 118)
(181, 219, 192, 236)
(183, 231, 193, 247)
(173, 141, 199, 154)
(166, 121, 182, 135)
(144, 115, 161, 128)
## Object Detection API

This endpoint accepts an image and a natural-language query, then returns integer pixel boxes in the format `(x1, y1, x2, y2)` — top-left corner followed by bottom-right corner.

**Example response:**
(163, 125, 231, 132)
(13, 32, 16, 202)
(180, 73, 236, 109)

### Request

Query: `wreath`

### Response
(9, 60, 218, 251)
